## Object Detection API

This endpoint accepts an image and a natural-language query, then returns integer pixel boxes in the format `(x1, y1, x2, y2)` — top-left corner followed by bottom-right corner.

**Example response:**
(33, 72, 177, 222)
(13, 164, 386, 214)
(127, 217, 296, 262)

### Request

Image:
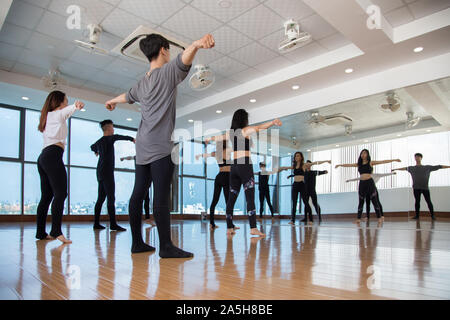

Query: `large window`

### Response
(0, 107, 20, 159)
(0, 161, 21, 215)
(70, 118, 100, 168)
(182, 177, 206, 214)
(114, 127, 136, 170)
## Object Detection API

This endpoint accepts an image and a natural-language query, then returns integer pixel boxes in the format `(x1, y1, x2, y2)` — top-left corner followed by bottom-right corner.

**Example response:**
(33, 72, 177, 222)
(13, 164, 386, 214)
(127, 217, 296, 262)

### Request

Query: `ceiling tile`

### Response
(384, 6, 415, 27)
(213, 77, 240, 91)
(17, 48, 63, 71)
(0, 23, 33, 47)
(317, 33, 352, 51)
(68, 47, 115, 69)
(228, 4, 284, 40)
(155, 26, 194, 46)
(22, 0, 51, 8)
(59, 60, 102, 80)
(177, 93, 199, 107)
(48, 0, 114, 26)
(283, 41, 327, 63)
(264, 0, 315, 21)
(192, 48, 223, 66)
(104, 57, 146, 78)
(0, 42, 24, 63)
(209, 56, 248, 77)
(101, 8, 153, 38)
(83, 80, 117, 95)
(370, 0, 404, 13)
(229, 42, 278, 66)
(63, 75, 88, 88)
(161, 6, 222, 40)
(89, 70, 135, 89)
(101, 0, 121, 5)
(0, 59, 15, 72)
(212, 25, 253, 54)
(253, 55, 293, 74)
(227, 67, 265, 83)
(119, 0, 186, 25)
(11, 62, 49, 79)
(26, 32, 77, 59)
(190, 0, 260, 22)
(408, 0, 450, 20)
(35, 11, 83, 42)
(299, 14, 337, 40)
(258, 28, 284, 53)
(6, 0, 45, 30)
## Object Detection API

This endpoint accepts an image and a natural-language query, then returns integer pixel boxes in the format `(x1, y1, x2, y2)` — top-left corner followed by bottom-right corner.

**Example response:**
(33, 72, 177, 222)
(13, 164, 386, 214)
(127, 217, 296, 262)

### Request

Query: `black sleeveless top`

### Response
(293, 164, 305, 176)
(358, 162, 373, 174)
(232, 130, 251, 152)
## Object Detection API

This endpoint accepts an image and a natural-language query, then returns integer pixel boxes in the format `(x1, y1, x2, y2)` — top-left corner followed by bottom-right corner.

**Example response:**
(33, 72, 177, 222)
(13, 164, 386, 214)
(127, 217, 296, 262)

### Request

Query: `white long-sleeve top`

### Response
(42, 104, 77, 150)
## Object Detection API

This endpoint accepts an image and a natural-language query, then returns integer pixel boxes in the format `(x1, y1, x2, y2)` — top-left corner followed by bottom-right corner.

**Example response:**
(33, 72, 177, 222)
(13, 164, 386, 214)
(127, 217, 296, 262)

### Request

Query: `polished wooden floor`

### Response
(1, 217, 450, 300)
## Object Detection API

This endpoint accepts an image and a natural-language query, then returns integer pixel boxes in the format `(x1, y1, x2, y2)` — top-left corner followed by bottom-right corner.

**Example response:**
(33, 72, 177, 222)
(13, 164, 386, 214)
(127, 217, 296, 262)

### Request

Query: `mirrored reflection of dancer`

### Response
(195, 141, 234, 230)
(302, 160, 331, 222)
(36, 91, 84, 244)
(346, 172, 396, 221)
(91, 120, 135, 231)
(121, 155, 154, 226)
(392, 153, 450, 220)
(335, 149, 400, 224)
(105, 33, 215, 256)
(205, 109, 282, 237)
(280, 154, 330, 225)
(257, 162, 281, 219)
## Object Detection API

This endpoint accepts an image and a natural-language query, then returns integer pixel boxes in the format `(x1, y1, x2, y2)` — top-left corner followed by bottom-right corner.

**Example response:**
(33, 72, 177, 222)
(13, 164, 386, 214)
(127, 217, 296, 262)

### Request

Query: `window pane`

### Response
(182, 177, 205, 214)
(280, 156, 292, 186)
(70, 119, 100, 168)
(279, 186, 291, 215)
(206, 143, 219, 179)
(114, 170, 134, 215)
(182, 141, 204, 177)
(114, 128, 137, 170)
(69, 167, 100, 215)
(0, 161, 21, 214)
(25, 110, 42, 162)
(0, 107, 20, 158)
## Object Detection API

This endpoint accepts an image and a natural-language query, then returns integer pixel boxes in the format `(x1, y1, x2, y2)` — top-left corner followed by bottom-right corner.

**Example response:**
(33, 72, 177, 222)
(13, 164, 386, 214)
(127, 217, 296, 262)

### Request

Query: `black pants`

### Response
(259, 188, 274, 216)
(209, 172, 230, 226)
(36, 145, 67, 239)
(144, 188, 151, 219)
(413, 189, 434, 217)
(94, 175, 118, 226)
(128, 155, 174, 250)
(292, 182, 311, 222)
(305, 189, 321, 217)
(365, 191, 384, 218)
(226, 160, 257, 229)
(358, 179, 381, 219)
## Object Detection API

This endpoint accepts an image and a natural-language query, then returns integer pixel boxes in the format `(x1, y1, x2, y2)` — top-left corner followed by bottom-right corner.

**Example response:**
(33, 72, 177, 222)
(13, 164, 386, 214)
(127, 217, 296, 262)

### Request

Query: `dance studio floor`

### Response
(1, 217, 449, 300)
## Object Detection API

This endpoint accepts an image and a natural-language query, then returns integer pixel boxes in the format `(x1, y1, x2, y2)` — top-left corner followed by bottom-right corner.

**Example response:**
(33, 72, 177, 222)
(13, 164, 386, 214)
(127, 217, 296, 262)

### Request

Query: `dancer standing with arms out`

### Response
(336, 149, 400, 224)
(303, 160, 331, 222)
(121, 155, 154, 225)
(280, 154, 329, 225)
(196, 141, 232, 230)
(36, 91, 84, 243)
(206, 109, 282, 236)
(105, 33, 215, 256)
(392, 153, 450, 220)
(91, 120, 135, 231)
(256, 162, 280, 218)
(346, 172, 396, 221)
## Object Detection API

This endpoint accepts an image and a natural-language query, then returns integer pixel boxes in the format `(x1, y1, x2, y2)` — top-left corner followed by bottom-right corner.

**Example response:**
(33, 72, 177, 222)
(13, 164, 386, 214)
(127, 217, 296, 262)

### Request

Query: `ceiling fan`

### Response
(189, 65, 215, 91)
(41, 68, 67, 90)
(74, 24, 109, 55)
(307, 111, 353, 128)
(380, 92, 401, 112)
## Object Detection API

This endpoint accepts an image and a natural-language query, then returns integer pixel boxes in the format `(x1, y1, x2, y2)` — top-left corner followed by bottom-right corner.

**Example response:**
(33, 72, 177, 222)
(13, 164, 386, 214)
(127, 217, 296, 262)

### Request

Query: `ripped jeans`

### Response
(226, 159, 257, 229)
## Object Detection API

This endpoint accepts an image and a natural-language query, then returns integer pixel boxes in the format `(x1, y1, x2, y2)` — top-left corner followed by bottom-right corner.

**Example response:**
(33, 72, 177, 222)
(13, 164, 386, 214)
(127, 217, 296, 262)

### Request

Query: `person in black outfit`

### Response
(257, 162, 280, 218)
(91, 120, 135, 231)
(302, 160, 330, 222)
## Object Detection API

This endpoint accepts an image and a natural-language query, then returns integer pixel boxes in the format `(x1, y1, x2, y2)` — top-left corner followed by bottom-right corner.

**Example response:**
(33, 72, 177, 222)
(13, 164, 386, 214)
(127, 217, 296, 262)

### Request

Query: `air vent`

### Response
(111, 25, 188, 63)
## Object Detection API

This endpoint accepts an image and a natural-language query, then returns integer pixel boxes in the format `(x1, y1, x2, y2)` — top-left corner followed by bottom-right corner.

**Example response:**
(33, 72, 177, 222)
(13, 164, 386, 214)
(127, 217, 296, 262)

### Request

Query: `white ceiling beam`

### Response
(0, 0, 12, 30)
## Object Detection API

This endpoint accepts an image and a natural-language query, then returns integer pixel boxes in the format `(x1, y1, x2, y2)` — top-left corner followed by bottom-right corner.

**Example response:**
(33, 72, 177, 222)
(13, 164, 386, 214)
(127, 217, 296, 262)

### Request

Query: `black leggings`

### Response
(413, 189, 434, 217)
(36, 145, 67, 239)
(365, 191, 384, 218)
(259, 188, 274, 216)
(209, 172, 230, 226)
(358, 179, 381, 219)
(144, 188, 151, 219)
(128, 155, 174, 250)
(226, 160, 257, 229)
(94, 175, 117, 226)
(305, 189, 321, 217)
(292, 182, 311, 222)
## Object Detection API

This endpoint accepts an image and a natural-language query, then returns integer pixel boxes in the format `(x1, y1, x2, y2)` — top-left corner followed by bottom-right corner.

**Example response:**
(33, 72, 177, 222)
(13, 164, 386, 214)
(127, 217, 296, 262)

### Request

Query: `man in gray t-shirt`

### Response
(104, 33, 215, 257)
(393, 153, 449, 220)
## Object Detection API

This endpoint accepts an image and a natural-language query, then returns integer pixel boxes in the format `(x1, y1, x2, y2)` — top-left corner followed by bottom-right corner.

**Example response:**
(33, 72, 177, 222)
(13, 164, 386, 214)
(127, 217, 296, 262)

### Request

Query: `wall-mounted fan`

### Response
(380, 92, 401, 112)
(279, 19, 312, 53)
(189, 65, 215, 91)
(41, 68, 67, 90)
(307, 111, 353, 128)
(74, 24, 109, 55)
(406, 111, 420, 129)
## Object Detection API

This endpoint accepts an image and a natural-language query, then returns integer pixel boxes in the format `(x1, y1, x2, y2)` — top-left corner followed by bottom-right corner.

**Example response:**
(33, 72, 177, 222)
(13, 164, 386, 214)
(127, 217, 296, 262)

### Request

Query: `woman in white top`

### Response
(36, 91, 84, 244)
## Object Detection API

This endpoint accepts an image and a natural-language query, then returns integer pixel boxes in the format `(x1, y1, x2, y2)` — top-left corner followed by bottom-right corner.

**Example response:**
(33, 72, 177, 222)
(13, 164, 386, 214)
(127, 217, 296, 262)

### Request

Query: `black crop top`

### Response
(232, 130, 251, 152)
(358, 162, 373, 174)
(293, 165, 305, 176)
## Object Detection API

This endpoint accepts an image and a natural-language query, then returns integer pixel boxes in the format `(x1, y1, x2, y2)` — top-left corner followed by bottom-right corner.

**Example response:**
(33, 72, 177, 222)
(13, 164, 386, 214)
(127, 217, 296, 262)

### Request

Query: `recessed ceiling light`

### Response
(335, 144, 340, 147)
(188, 119, 194, 123)
(426, 129, 432, 132)
(292, 85, 300, 90)
(364, 140, 369, 143)
(218, 0, 232, 8)
(216, 110, 222, 114)
(126, 118, 132, 121)
(288, 153, 292, 155)
(397, 134, 402, 137)
(345, 68, 353, 74)
(80, 109, 86, 112)
(307, 149, 311, 152)
(250, 99, 256, 103)
(22, 96, 29, 101)
(414, 47, 424, 53)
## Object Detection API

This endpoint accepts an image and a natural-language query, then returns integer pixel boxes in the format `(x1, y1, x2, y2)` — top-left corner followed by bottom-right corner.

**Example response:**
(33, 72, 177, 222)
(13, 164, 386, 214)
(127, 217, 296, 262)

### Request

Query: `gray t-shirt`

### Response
(407, 165, 442, 190)
(126, 53, 191, 165)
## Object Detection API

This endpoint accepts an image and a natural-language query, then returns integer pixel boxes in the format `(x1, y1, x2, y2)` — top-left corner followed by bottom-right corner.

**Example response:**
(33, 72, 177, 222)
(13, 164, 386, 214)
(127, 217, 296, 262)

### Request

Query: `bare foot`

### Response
(250, 228, 266, 237)
(250, 236, 263, 244)
(353, 219, 361, 224)
(308, 221, 313, 225)
(56, 235, 72, 244)
(378, 218, 383, 224)
(210, 224, 219, 230)
(227, 228, 236, 236)
(381, 216, 385, 221)
(288, 221, 295, 225)
(362, 217, 368, 222)
(45, 235, 55, 241)
(233, 225, 240, 230)
(144, 219, 155, 226)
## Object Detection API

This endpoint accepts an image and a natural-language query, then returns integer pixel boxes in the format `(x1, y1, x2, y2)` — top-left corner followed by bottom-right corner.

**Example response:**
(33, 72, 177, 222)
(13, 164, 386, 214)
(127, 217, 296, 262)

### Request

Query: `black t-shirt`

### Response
(91, 135, 134, 180)
(304, 170, 327, 190)
(258, 172, 269, 189)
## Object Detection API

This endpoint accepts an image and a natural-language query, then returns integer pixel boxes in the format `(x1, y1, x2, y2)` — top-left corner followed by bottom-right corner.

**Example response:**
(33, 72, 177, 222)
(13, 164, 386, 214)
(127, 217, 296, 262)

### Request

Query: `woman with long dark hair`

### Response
(196, 140, 234, 230)
(336, 149, 400, 224)
(280, 153, 330, 225)
(206, 109, 282, 236)
(36, 91, 84, 243)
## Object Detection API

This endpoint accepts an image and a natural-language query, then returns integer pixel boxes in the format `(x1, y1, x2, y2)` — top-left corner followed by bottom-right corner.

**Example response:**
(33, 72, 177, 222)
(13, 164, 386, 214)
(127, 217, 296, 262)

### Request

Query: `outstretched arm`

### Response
(242, 119, 282, 138)
(441, 165, 450, 169)
(182, 34, 215, 66)
(105, 93, 128, 111)
(346, 177, 361, 183)
(304, 160, 331, 169)
(205, 132, 229, 145)
(195, 152, 216, 161)
(371, 159, 401, 166)
(113, 135, 135, 143)
(120, 156, 135, 161)
(392, 167, 408, 172)
(335, 163, 358, 169)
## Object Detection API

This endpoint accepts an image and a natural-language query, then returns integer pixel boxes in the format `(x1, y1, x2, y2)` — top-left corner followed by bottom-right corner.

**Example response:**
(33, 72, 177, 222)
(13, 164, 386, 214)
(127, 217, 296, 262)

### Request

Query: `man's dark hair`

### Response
(139, 34, 170, 63)
(259, 162, 266, 167)
(100, 120, 113, 131)
(415, 153, 423, 159)
(306, 160, 312, 163)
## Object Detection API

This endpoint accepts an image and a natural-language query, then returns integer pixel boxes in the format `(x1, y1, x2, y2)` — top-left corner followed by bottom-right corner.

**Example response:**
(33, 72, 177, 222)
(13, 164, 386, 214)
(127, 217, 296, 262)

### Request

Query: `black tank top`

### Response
(232, 130, 250, 152)
(293, 164, 305, 176)
(358, 162, 373, 174)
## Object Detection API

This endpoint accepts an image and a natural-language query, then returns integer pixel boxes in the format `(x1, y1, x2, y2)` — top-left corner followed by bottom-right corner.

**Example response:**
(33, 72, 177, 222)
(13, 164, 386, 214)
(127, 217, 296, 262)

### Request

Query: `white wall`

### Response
(317, 186, 450, 214)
